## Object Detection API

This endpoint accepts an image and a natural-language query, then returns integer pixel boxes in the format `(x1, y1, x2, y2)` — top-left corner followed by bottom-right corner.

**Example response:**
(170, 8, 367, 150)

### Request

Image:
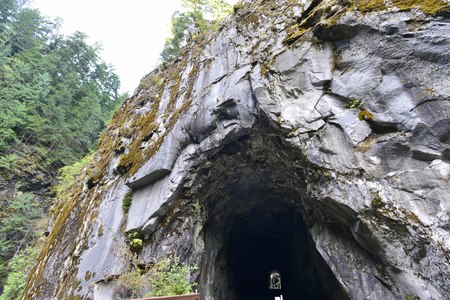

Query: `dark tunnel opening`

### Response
(198, 135, 348, 299)
(226, 205, 335, 300)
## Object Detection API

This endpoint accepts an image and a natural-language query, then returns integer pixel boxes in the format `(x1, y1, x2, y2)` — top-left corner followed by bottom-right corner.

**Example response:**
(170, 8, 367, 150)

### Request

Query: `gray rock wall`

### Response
(24, 1, 450, 299)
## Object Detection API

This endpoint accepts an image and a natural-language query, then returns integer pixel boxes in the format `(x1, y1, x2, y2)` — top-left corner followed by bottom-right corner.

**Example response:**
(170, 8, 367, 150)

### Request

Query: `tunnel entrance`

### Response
(226, 203, 336, 300)
(197, 134, 348, 299)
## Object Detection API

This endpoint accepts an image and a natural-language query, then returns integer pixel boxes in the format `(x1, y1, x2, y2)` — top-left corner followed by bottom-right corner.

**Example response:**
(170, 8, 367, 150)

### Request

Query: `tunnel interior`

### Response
(225, 202, 338, 300)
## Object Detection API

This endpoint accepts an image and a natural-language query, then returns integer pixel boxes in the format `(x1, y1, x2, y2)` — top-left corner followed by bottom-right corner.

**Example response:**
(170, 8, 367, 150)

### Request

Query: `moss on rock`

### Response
(392, 0, 450, 15)
(284, 0, 449, 46)
(122, 191, 133, 213)
(358, 110, 374, 121)
(354, 0, 387, 12)
(371, 193, 383, 209)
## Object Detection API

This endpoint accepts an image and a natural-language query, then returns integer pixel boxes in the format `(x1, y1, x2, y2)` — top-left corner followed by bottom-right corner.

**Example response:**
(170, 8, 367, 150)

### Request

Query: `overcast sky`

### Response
(30, 0, 238, 95)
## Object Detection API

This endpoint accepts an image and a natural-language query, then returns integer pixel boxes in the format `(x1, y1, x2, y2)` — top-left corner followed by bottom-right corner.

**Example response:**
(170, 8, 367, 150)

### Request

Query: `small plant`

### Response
(117, 267, 149, 299)
(147, 257, 198, 297)
(53, 154, 92, 198)
(126, 232, 143, 253)
(115, 256, 197, 299)
(358, 110, 374, 121)
(114, 233, 150, 299)
(371, 193, 383, 209)
(130, 239, 143, 251)
(344, 99, 362, 109)
(122, 191, 133, 213)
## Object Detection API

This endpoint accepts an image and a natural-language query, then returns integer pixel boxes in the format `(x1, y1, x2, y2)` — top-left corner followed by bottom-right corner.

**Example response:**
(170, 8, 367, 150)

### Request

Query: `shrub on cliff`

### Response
(147, 257, 198, 297)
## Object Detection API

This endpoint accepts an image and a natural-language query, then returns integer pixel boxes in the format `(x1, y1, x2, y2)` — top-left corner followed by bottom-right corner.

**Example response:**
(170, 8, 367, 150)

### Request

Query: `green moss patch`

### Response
(126, 232, 143, 253)
(284, 0, 449, 46)
(371, 193, 383, 209)
(116, 59, 200, 176)
(392, 0, 450, 15)
(285, 25, 309, 45)
(358, 110, 374, 121)
(354, 0, 387, 12)
(122, 191, 133, 213)
(344, 99, 362, 109)
(353, 0, 450, 14)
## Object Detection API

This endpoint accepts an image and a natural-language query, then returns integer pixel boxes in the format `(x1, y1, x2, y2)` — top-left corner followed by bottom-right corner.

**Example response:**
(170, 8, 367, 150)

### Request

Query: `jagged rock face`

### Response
(24, 1, 450, 299)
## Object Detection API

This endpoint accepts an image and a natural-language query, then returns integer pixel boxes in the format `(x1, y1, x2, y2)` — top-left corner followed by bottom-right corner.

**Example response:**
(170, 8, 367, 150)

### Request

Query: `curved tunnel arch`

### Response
(193, 133, 349, 299)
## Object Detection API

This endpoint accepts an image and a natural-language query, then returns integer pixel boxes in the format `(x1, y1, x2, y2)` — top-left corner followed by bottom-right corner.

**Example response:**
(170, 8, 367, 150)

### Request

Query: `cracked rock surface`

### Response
(24, 1, 450, 299)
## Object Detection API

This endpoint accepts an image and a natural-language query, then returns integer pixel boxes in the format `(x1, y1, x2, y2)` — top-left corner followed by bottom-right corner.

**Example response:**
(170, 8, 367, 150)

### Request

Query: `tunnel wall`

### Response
(194, 134, 350, 299)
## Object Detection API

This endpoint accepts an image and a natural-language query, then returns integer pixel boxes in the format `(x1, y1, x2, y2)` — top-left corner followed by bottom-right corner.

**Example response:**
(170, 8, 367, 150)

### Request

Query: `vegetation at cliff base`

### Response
(148, 257, 198, 297)
(117, 256, 197, 299)
(0, 192, 43, 299)
(0, 245, 39, 300)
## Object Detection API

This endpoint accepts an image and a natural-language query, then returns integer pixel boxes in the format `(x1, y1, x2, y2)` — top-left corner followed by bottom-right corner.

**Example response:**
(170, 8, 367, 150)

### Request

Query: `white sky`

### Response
(30, 0, 238, 95)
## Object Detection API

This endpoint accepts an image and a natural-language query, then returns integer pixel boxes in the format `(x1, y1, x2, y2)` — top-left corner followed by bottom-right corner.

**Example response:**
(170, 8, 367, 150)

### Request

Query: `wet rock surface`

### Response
(24, 1, 450, 299)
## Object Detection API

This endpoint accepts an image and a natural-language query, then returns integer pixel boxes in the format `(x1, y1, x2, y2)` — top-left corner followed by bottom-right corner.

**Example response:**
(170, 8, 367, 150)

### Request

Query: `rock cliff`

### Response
(24, 0, 450, 299)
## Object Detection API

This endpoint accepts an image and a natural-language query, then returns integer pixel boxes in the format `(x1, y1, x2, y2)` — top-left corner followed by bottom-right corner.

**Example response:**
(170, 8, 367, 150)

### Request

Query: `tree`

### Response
(0, 6, 125, 164)
(0, 0, 127, 293)
(0, 0, 28, 24)
(0, 192, 42, 293)
(160, 0, 232, 62)
(0, 246, 39, 300)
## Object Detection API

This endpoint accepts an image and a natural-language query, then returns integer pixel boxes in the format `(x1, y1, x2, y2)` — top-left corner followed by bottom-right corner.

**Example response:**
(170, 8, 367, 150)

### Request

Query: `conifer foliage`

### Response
(160, 0, 232, 61)
(0, 0, 126, 166)
(0, 0, 127, 297)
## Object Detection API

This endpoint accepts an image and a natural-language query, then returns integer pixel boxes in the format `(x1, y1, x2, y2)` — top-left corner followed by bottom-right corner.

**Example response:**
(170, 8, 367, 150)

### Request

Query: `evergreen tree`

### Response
(0, 1, 126, 165)
(0, 192, 42, 293)
(0, 0, 128, 294)
(160, 0, 232, 61)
